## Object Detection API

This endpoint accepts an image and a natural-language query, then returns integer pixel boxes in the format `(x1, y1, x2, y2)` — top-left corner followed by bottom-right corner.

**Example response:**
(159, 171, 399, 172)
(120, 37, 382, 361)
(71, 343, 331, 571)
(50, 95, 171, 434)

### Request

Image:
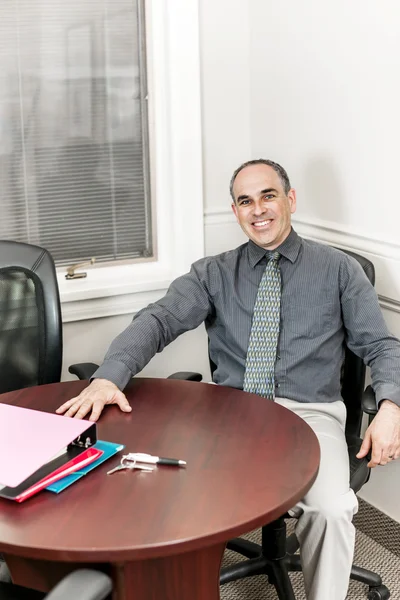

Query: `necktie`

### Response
(243, 251, 281, 399)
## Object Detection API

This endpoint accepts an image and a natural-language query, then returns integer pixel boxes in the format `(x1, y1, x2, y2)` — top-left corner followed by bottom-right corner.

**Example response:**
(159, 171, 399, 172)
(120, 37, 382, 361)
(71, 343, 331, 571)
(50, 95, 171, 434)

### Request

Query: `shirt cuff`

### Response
(91, 360, 133, 391)
(375, 384, 400, 409)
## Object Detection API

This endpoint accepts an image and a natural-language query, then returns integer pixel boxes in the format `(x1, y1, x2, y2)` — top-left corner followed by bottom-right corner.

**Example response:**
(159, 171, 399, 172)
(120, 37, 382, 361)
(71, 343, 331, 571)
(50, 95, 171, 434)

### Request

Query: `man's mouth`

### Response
(252, 219, 273, 228)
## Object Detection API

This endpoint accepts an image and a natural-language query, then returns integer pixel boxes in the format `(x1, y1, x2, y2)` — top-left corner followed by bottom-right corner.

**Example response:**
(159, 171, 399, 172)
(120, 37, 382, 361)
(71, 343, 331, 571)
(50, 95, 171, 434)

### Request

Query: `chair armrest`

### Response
(167, 372, 203, 382)
(46, 570, 112, 600)
(362, 385, 378, 416)
(68, 363, 99, 380)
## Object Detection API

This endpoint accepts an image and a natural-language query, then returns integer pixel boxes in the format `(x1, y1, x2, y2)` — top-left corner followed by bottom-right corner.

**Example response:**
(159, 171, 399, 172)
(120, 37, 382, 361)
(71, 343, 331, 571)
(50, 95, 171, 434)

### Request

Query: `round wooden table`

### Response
(0, 379, 319, 600)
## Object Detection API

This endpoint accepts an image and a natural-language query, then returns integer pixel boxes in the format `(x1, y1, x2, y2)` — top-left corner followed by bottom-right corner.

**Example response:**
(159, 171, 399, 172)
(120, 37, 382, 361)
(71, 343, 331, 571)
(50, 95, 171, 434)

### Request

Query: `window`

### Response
(0, 0, 152, 266)
(0, 1, 204, 322)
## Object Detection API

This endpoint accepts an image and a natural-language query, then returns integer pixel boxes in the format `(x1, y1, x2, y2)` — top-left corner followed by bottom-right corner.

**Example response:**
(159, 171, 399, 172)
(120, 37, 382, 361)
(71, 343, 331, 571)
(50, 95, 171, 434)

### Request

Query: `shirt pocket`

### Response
(283, 301, 335, 339)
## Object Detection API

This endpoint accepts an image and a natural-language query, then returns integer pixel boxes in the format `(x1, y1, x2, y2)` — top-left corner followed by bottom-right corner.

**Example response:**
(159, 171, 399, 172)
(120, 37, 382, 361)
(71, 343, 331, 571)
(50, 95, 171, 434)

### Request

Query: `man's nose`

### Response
(252, 200, 265, 216)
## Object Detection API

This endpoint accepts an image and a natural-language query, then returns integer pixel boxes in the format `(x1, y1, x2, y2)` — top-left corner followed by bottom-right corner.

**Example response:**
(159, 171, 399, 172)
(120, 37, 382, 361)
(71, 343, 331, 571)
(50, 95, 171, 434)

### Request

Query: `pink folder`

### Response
(0, 403, 96, 488)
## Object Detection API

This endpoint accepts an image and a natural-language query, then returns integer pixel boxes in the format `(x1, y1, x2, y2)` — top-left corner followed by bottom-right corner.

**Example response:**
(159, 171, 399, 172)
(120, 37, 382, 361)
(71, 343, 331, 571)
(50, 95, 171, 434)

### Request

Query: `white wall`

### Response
(62, 0, 400, 521)
(358, 306, 400, 520)
(249, 0, 400, 244)
(200, 0, 251, 215)
(247, 0, 400, 521)
(248, 0, 400, 297)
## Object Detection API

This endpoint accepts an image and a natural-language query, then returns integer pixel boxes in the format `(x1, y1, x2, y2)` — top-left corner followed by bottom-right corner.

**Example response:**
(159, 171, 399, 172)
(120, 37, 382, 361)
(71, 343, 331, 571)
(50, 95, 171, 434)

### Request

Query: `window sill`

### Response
(60, 283, 172, 322)
(58, 263, 174, 322)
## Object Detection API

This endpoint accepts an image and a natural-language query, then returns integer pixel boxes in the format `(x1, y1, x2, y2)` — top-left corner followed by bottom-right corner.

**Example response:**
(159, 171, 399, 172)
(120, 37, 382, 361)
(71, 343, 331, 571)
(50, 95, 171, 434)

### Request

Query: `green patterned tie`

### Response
(243, 251, 281, 399)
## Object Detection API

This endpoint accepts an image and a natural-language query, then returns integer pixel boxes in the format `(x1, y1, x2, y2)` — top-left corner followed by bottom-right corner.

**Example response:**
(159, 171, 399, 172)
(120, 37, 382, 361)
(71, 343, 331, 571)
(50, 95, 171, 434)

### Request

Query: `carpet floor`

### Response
(220, 524, 400, 599)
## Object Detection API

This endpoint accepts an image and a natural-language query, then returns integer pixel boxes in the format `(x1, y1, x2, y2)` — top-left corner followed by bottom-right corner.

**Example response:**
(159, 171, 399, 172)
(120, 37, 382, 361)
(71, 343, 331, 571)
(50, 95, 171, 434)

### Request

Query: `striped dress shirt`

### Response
(93, 229, 400, 406)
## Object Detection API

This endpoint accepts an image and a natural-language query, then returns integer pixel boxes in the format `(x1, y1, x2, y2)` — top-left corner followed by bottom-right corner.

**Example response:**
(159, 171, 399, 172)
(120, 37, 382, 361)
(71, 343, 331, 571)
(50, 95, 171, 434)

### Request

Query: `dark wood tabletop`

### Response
(0, 378, 319, 560)
(0, 378, 320, 600)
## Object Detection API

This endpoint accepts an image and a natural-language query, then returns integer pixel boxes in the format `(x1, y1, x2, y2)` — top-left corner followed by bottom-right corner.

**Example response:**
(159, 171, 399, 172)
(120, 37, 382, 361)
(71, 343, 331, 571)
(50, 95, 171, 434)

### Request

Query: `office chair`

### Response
(0, 240, 98, 394)
(0, 240, 62, 393)
(167, 248, 390, 600)
(0, 569, 112, 600)
(0, 240, 99, 583)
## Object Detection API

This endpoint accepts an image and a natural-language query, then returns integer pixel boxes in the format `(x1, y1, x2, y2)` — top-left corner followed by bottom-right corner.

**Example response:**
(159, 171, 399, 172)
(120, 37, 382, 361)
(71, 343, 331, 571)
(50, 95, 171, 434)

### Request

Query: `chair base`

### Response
(220, 518, 390, 599)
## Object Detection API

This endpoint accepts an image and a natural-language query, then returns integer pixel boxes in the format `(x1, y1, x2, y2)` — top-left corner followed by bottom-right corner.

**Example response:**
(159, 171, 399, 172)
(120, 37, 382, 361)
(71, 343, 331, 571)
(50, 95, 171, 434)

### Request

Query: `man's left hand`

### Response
(357, 399, 400, 468)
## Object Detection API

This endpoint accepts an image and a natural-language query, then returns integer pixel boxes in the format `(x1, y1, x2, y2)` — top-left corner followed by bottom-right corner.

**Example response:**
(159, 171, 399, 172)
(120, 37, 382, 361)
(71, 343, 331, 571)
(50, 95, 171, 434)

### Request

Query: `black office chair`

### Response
(0, 240, 62, 393)
(0, 569, 112, 600)
(0, 241, 99, 583)
(0, 240, 98, 393)
(167, 249, 390, 600)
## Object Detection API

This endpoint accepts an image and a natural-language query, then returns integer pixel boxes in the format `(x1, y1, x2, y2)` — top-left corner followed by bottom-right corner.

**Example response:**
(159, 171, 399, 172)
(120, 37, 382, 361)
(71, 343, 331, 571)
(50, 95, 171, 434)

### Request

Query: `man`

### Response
(57, 159, 400, 600)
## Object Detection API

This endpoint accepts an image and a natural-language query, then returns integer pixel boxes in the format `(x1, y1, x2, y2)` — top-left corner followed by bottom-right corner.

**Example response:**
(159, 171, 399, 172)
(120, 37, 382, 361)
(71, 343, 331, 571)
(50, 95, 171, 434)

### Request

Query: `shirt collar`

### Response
(247, 228, 302, 268)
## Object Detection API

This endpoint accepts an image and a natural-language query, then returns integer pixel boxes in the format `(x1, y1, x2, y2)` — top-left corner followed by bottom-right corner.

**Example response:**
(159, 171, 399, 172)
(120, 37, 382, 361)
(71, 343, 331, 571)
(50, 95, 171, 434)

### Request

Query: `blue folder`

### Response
(46, 440, 124, 493)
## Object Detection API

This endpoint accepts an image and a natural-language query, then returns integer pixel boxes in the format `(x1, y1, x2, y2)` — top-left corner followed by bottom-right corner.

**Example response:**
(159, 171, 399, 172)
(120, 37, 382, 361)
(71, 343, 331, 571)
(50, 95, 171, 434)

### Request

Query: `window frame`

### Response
(58, 0, 204, 322)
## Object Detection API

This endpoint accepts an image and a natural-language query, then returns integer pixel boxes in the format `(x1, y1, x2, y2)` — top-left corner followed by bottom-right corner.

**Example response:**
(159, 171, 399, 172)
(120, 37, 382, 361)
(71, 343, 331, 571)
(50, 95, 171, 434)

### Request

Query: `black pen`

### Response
(124, 452, 187, 467)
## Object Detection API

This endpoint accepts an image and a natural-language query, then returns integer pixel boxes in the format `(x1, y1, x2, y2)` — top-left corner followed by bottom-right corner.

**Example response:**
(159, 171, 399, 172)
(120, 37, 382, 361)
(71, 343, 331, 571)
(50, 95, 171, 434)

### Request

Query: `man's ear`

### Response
(231, 201, 239, 220)
(288, 189, 297, 214)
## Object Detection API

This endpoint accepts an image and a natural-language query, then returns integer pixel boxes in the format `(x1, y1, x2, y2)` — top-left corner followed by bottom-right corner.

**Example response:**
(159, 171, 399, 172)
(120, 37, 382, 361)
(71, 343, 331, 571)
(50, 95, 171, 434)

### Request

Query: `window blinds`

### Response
(0, 0, 152, 266)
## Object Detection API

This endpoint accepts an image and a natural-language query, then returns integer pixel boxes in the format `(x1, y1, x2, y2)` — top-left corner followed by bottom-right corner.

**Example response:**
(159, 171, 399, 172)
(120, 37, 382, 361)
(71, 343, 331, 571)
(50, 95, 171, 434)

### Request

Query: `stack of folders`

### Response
(0, 403, 124, 503)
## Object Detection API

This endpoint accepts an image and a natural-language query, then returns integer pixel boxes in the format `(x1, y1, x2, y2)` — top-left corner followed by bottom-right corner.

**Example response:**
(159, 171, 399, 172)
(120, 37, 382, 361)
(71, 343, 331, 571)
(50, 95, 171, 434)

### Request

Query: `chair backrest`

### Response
(0, 240, 62, 393)
(337, 248, 375, 437)
(208, 247, 375, 439)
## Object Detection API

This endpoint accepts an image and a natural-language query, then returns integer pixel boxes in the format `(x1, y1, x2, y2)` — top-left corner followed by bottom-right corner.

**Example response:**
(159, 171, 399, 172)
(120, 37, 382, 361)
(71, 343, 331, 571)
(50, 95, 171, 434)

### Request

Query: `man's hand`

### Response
(357, 399, 400, 467)
(56, 378, 132, 422)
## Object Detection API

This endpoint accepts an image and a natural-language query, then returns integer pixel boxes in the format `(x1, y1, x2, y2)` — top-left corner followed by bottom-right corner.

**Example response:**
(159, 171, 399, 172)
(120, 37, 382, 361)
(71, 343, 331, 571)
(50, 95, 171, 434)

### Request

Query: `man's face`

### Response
(231, 164, 296, 250)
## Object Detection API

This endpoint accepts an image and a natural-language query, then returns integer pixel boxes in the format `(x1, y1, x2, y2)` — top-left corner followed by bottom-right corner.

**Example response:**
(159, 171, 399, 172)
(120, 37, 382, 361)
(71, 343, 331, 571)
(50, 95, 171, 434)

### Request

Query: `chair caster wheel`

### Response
(368, 585, 390, 600)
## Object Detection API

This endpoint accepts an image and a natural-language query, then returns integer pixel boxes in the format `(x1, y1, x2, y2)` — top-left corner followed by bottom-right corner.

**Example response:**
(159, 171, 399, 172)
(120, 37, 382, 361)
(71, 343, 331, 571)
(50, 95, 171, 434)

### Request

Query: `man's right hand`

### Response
(56, 378, 132, 422)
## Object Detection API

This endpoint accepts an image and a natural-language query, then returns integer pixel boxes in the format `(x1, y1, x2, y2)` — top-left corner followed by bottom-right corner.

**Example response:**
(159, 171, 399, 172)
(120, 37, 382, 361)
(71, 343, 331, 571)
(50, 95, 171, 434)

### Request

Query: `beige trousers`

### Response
(276, 397, 358, 600)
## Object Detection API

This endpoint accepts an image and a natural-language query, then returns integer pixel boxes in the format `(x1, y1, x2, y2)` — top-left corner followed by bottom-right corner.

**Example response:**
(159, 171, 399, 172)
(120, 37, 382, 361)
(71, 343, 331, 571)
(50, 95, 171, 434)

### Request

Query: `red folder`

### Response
(0, 447, 103, 502)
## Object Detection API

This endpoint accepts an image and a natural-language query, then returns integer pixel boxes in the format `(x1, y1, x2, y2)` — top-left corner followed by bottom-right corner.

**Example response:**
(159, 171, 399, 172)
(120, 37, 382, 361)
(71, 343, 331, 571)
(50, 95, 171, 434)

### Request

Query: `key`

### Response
(107, 464, 128, 475)
(107, 463, 154, 475)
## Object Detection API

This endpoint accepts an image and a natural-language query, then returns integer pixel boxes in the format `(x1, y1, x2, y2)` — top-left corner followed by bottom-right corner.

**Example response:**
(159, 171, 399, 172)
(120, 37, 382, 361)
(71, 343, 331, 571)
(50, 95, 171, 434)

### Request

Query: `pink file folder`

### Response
(0, 403, 95, 488)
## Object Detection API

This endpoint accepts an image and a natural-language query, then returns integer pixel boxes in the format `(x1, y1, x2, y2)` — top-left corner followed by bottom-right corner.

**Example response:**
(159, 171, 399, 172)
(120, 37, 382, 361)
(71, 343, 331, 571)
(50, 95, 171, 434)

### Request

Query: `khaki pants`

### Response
(276, 398, 358, 600)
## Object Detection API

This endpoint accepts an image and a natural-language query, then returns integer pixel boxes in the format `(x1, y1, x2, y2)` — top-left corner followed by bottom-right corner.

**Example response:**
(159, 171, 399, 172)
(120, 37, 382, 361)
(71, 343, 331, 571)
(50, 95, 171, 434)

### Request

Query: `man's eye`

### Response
(264, 195, 275, 200)
(240, 200, 250, 206)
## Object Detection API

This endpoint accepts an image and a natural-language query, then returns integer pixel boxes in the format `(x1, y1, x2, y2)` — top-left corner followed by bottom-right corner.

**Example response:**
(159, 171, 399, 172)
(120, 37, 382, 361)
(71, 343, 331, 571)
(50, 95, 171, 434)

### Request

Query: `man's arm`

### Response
(57, 260, 215, 420)
(340, 254, 400, 466)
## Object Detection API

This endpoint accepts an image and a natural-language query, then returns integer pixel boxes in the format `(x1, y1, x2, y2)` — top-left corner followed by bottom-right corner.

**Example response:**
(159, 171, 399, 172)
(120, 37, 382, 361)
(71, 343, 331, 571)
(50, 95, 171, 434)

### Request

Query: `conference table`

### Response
(0, 378, 320, 600)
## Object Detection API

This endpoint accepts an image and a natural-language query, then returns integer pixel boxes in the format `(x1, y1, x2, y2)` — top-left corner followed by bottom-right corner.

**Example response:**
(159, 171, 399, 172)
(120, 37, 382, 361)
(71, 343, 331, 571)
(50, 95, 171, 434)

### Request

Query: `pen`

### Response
(124, 453, 187, 467)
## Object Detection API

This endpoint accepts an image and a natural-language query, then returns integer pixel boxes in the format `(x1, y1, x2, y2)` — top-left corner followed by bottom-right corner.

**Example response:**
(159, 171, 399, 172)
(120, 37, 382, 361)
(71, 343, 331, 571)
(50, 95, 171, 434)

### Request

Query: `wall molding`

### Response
(379, 296, 400, 316)
(291, 215, 400, 263)
(204, 209, 400, 259)
(204, 209, 400, 314)
(204, 209, 235, 225)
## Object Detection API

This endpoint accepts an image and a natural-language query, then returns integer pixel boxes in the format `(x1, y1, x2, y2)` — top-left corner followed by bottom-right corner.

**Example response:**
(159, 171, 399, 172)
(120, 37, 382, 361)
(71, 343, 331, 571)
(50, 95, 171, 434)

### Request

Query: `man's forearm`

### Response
(92, 312, 166, 389)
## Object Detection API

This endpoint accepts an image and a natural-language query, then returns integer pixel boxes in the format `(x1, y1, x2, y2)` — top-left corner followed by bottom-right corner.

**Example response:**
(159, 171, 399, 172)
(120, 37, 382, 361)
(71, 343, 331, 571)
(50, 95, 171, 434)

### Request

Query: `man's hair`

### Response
(229, 159, 291, 202)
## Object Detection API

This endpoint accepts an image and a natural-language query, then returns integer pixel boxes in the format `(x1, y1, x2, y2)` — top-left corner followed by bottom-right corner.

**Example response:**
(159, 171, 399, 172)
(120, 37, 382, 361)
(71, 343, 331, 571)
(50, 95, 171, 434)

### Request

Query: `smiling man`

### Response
(57, 159, 400, 600)
(231, 160, 296, 250)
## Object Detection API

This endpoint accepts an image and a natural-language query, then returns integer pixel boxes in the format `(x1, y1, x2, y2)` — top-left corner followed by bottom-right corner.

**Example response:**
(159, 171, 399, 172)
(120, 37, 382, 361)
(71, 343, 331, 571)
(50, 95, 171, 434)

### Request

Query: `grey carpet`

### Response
(354, 498, 400, 559)
(221, 522, 400, 599)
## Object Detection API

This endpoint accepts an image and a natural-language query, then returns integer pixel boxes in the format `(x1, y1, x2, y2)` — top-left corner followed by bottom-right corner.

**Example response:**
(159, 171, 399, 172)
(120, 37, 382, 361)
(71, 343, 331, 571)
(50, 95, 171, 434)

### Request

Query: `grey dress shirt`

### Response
(93, 229, 400, 407)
